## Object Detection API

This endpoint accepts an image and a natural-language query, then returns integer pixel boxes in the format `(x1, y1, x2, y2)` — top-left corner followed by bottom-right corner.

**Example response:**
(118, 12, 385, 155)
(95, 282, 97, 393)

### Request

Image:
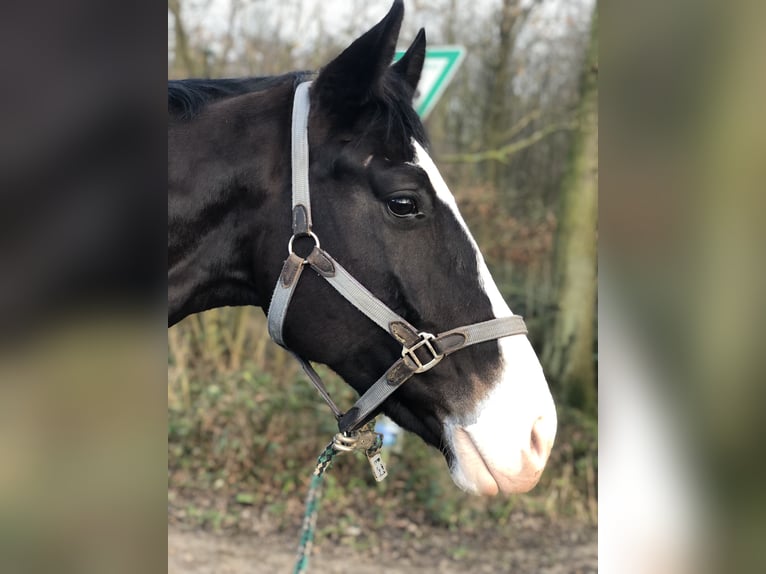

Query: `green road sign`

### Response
(394, 46, 466, 120)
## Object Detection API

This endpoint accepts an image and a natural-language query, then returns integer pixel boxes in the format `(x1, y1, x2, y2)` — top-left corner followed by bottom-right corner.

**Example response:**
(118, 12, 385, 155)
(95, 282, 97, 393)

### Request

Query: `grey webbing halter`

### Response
(267, 81, 529, 434)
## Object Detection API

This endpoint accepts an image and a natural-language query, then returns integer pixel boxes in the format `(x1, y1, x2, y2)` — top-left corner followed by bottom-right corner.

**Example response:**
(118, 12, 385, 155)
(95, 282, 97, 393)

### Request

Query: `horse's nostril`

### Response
(530, 416, 550, 460)
(530, 423, 542, 458)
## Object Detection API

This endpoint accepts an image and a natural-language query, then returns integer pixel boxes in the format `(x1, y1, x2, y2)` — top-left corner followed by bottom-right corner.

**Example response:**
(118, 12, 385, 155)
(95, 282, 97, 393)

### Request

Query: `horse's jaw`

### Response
(443, 336, 557, 496)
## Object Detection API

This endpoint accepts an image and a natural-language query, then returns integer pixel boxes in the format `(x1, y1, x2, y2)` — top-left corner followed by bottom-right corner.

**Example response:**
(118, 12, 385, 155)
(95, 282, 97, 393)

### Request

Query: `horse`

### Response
(168, 0, 556, 496)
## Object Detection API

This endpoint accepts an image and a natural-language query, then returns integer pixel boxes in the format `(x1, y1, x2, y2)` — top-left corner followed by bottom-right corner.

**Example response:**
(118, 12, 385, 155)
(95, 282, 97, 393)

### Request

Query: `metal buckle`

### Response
(402, 332, 443, 373)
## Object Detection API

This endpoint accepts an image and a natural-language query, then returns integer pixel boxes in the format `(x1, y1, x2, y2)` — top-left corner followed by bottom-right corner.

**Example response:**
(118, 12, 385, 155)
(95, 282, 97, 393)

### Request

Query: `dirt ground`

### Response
(168, 515, 597, 574)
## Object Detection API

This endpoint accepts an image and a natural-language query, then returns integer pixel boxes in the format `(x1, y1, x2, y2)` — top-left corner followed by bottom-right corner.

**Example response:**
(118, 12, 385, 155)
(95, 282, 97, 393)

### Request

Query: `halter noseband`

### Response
(267, 82, 529, 434)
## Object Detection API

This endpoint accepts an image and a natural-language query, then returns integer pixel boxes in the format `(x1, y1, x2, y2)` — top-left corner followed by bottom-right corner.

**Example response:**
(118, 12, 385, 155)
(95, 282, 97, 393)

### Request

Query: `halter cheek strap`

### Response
(267, 81, 528, 434)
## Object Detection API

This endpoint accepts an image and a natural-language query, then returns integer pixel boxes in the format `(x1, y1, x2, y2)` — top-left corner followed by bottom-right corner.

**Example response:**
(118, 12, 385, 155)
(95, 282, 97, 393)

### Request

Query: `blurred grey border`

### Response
(0, 2, 168, 574)
(601, 0, 766, 572)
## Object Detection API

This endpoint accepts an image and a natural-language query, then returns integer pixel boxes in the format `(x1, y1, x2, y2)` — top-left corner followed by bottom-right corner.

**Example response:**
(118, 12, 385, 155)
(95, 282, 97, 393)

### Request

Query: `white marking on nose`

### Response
(410, 140, 557, 495)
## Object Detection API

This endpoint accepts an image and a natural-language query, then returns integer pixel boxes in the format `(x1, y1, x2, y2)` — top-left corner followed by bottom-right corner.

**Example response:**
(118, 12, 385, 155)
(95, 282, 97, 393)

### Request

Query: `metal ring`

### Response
(333, 432, 357, 452)
(287, 231, 320, 256)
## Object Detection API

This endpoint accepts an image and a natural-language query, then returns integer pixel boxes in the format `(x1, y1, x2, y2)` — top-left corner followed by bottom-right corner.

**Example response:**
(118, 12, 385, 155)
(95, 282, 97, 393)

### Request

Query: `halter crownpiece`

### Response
(267, 81, 529, 434)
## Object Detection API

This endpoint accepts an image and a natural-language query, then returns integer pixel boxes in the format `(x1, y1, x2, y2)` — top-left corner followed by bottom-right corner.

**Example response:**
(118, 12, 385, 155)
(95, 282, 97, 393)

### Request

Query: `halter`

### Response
(267, 81, 529, 435)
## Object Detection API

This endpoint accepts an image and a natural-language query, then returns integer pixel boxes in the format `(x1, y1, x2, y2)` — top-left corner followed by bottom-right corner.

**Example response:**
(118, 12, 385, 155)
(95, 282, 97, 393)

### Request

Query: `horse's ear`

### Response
(313, 0, 404, 113)
(391, 28, 426, 96)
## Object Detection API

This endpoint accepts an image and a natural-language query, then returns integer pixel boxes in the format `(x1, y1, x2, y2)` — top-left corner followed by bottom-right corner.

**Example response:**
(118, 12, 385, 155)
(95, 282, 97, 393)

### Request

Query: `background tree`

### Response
(542, 6, 598, 413)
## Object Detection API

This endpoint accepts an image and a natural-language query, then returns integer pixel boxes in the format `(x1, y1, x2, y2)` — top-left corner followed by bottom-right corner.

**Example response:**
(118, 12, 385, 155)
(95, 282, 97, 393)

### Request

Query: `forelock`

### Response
(358, 70, 428, 161)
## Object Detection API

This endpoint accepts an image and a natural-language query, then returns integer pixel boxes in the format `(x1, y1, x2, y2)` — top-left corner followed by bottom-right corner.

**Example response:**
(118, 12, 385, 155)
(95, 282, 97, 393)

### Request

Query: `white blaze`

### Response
(411, 140, 557, 495)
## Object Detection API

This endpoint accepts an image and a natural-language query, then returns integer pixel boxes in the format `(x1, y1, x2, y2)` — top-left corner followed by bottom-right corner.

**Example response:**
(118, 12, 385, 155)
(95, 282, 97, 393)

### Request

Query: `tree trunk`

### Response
(542, 8, 598, 414)
(482, 0, 519, 187)
(169, 0, 198, 77)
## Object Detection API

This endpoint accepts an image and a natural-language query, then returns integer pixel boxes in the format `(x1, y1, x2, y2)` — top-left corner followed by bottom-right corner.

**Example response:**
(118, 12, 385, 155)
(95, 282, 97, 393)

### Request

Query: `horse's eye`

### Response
(386, 197, 418, 218)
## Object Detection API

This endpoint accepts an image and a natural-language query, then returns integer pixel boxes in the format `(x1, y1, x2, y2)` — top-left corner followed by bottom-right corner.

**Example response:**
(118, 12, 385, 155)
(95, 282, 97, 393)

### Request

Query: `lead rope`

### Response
(294, 422, 386, 574)
(293, 442, 336, 574)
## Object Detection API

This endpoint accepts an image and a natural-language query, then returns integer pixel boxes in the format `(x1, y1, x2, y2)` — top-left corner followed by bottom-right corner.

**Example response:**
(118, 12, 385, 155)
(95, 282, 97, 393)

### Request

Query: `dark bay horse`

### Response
(168, 0, 556, 495)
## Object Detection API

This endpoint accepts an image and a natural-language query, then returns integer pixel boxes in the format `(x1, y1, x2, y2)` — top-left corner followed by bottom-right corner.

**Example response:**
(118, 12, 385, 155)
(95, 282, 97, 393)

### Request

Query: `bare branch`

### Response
(438, 120, 578, 164)
(169, 0, 197, 77)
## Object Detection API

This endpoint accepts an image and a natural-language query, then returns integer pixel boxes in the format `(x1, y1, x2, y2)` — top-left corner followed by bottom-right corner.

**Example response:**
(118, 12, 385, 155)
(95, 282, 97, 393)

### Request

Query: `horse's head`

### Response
(265, 1, 557, 495)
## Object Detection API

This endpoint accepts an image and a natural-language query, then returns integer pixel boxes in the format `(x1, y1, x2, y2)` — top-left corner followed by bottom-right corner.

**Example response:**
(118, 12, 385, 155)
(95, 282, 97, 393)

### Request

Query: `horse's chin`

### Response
(447, 426, 543, 496)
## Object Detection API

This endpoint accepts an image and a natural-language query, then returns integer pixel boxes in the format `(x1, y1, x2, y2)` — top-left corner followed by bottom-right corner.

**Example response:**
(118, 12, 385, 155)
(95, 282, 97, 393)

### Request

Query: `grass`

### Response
(168, 308, 598, 534)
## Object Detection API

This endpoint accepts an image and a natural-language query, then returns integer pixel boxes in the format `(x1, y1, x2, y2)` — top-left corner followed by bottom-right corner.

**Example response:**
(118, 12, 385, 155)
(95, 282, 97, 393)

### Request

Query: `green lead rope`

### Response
(293, 423, 386, 574)
(294, 442, 338, 574)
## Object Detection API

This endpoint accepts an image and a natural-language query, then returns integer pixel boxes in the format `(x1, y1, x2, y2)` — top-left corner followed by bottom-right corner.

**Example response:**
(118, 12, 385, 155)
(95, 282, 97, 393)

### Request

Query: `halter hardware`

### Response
(402, 332, 443, 373)
(332, 428, 381, 453)
(287, 231, 320, 257)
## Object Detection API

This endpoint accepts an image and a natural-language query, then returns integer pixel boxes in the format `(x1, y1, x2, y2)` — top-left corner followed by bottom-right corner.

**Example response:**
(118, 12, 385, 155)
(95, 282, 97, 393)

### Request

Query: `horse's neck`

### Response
(168, 91, 290, 326)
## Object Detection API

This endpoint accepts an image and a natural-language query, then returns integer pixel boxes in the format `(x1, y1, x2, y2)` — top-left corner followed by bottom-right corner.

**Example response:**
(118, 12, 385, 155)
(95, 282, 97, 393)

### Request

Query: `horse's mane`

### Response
(167, 70, 427, 149)
(167, 72, 310, 120)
